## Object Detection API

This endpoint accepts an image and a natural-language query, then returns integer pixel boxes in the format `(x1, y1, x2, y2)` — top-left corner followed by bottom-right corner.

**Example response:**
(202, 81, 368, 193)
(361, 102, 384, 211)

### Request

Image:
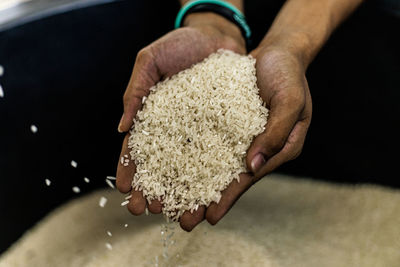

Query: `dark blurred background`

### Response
(0, 0, 399, 254)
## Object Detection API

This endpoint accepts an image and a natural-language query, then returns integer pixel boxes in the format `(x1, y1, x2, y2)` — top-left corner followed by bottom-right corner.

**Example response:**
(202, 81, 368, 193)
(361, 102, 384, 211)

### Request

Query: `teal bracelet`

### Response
(175, 0, 252, 49)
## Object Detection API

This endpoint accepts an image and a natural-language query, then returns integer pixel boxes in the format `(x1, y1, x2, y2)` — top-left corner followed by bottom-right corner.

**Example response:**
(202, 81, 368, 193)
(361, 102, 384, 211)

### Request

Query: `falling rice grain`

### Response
(121, 200, 129, 206)
(99, 196, 107, 207)
(106, 231, 112, 237)
(124, 224, 128, 228)
(71, 160, 78, 168)
(106, 176, 116, 180)
(0, 65, 4, 76)
(0, 84, 4, 98)
(72, 186, 80, 193)
(105, 179, 115, 189)
(105, 243, 112, 250)
(30, 125, 38, 133)
(84, 177, 90, 183)
(45, 179, 51, 186)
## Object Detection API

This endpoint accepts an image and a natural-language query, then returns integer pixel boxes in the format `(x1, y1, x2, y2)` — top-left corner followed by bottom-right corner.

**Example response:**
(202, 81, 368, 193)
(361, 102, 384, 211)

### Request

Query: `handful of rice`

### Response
(128, 49, 268, 221)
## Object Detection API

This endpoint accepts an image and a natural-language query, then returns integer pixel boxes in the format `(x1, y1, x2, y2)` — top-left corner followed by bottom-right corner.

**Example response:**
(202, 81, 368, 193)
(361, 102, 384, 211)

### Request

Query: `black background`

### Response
(0, 0, 399, 254)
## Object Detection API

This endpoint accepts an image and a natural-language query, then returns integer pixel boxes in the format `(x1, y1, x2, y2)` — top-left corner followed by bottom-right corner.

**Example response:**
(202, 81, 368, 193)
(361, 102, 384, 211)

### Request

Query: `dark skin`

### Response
(116, 0, 363, 231)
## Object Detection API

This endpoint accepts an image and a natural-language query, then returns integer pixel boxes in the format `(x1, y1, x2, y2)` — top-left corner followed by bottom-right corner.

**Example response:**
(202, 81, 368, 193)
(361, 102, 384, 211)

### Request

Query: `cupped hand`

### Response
(116, 13, 246, 229)
(247, 46, 312, 179)
(179, 45, 312, 231)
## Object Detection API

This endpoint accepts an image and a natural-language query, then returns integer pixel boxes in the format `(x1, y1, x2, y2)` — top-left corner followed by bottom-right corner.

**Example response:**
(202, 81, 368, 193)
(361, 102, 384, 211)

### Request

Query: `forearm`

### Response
(260, 0, 363, 67)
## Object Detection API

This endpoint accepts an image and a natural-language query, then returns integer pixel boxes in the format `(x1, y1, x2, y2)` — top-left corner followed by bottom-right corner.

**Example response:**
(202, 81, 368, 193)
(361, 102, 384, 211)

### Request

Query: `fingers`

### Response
(180, 206, 206, 232)
(117, 134, 155, 215)
(148, 199, 162, 214)
(255, 119, 310, 180)
(127, 189, 147, 216)
(118, 47, 161, 133)
(201, 121, 308, 228)
(256, 86, 312, 177)
(247, 88, 304, 169)
(206, 173, 254, 225)
(116, 134, 135, 193)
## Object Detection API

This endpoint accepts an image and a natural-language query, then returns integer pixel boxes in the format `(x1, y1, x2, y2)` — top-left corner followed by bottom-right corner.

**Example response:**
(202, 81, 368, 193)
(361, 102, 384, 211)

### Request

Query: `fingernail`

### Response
(251, 153, 266, 173)
(117, 114, 124, 133)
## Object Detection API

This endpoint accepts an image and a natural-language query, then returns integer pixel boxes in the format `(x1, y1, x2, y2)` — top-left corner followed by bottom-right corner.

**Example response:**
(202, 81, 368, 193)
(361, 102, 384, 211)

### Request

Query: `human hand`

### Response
(197, 0, 365, 231)
(116, 12, 246, 228)
(246, 44, 312, 179)
(178, 40, 313, 231)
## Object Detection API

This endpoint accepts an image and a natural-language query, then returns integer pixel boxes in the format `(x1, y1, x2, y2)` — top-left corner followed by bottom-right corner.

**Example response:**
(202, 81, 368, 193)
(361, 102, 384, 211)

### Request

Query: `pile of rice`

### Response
(128, 49, 268, 220)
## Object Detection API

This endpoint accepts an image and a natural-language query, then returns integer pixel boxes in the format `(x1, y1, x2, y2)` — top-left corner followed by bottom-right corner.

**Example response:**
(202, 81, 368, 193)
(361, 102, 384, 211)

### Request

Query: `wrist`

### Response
(258, 30, 315, 69)
(183, 12, 246, 51)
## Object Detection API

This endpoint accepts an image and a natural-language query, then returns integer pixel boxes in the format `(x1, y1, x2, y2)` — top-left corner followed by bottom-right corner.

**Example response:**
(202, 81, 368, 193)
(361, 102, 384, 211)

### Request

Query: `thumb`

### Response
(118, 48, 160, 133)
(246, 93, 303, 177)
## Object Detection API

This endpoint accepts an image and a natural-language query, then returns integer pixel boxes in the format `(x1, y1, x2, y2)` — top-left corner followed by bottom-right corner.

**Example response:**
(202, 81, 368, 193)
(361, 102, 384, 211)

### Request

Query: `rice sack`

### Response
(128, 49, 268, 221)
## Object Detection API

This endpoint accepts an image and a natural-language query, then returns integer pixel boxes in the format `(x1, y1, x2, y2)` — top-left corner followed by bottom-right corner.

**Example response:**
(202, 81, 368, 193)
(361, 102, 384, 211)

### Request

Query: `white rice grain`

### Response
(105, 243, 112, 250)
(84, 177, 90, 183)
(106, 176, 116, 180)
(105, 179, 115, 189)
(0, 65, 4, 76)
(45, 179, 51, 186)
(99, 196, 107, 207)
(72, 186, 80, 193)
(30, 125, 38, 133)
(70, 160, 77, 168)
(106, 231, 112, 237)
(0, 84, 4, 98)
(120, 200, 129, 206)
